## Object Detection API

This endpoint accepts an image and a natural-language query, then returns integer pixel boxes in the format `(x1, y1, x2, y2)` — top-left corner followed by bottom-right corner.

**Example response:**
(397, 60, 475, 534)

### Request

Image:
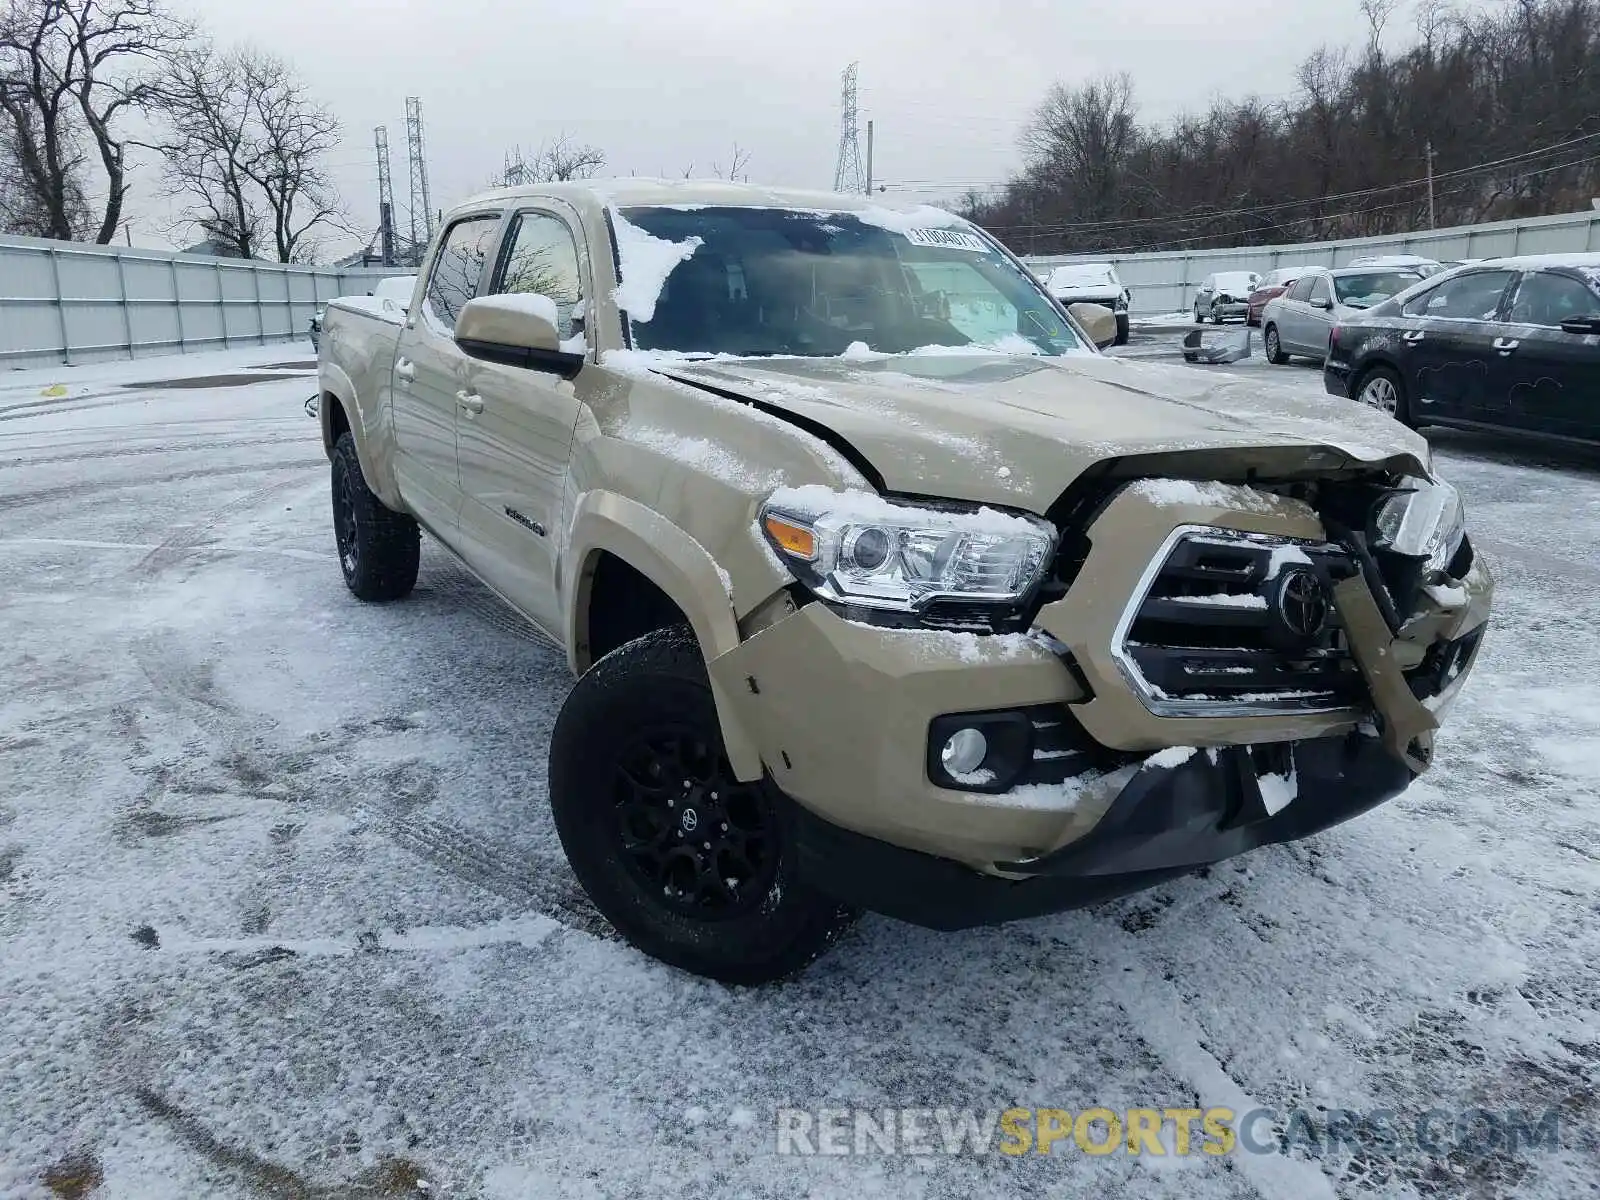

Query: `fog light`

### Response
(940, 728, 988, 776)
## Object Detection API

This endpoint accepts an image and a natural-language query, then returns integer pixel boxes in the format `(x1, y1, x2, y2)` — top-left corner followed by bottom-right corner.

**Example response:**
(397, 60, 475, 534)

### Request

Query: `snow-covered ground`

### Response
(2, 345, 1598, 1199)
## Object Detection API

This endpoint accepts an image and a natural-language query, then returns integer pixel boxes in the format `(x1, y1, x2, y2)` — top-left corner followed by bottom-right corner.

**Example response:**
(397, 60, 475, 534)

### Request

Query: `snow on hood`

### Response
(646, 352, 1430, 511)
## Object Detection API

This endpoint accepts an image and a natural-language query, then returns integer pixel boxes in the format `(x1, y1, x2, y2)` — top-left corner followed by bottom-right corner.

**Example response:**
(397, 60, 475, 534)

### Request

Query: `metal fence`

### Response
(0, 233, 410, 370)
(1022, 209, 1600, 317)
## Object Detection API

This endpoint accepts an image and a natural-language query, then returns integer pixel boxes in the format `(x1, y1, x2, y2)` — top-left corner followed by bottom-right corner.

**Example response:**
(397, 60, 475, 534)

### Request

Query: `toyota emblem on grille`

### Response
(1273, 568, 1330, 641)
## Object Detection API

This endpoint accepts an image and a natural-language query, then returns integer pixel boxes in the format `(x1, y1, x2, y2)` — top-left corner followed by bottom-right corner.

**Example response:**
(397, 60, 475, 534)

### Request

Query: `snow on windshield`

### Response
(611, 205, 1084, 360)
(611, 212, 703, 323)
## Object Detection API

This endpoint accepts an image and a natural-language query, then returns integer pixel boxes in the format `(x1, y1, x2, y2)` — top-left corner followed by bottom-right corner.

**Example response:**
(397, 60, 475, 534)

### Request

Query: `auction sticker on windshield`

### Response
(903, 228, 988, 253)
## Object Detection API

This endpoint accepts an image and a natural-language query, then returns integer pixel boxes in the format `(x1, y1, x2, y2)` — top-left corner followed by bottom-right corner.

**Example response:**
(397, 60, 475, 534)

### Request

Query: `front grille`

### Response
(1114, 527, 1366, 716)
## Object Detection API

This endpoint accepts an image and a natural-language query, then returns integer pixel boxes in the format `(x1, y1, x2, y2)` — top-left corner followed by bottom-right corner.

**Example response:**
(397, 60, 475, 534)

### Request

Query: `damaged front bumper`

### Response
(785, 731, 1412, 930)
(711, 479, 1492, 928)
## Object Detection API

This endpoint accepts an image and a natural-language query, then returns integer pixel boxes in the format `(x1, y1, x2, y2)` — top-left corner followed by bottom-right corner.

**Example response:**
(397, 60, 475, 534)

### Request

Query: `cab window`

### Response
(1308, 276, 1331, 305)
(1507, 271, 1600, 328)
(1401, 270, 1515, 321)
(423, 215, 501, 331)
(1286, 276, 1315, 302)
(493, 211, 585, 340)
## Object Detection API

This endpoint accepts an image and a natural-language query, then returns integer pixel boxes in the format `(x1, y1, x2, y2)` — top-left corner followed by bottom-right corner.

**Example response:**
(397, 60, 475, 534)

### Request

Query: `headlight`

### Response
(1372, 476, 1465, 573)
(1114, 294, 1128, 311)
(758, 487, 1057, 613)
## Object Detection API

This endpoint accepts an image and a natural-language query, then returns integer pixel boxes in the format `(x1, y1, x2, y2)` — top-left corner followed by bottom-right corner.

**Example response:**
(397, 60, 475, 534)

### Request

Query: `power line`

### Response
(1074, 151, 1600, 254)
(952, 129, 1600, 236)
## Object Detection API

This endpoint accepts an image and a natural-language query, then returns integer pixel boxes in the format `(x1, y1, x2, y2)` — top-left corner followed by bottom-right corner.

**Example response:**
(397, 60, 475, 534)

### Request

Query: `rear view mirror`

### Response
(1560, 314, 1600, 336)
(454, 293, 585, 378)
(1068, 301, 1118, 350)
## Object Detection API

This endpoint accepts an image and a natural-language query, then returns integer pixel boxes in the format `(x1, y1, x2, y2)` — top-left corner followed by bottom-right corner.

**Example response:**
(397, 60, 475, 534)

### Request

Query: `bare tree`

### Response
(1360, 0, 1402, 53)
(492, 133, 605, 187)
(0, 0, 191, 243)
(147, 44, 345, 262)
(711, 143, 752, 182)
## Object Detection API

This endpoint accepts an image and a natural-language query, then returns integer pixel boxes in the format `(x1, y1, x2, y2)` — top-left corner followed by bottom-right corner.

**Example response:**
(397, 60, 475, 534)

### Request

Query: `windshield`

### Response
(1214, 272, 1258, 291)
(1048, 264, 1117, 289)
(1335, 270, 1422, 307)
(616, 206, 1084, 358)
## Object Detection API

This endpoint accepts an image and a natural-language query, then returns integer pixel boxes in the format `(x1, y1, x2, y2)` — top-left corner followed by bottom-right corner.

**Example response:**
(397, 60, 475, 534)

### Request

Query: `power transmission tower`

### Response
(833, 63, 867, 194)
(374, 126, 396, 267)
(405, 96, 434, 260)
(501, 146, 530, 188)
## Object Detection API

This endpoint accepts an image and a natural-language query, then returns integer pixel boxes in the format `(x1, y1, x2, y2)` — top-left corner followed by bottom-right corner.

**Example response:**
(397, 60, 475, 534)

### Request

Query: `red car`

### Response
(1246, 267, 1315, 326)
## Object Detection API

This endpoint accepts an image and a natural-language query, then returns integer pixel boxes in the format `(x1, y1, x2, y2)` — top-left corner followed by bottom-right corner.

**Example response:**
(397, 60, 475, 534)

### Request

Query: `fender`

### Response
(564, 489, 762, 781)
(317, 351, 405, 510)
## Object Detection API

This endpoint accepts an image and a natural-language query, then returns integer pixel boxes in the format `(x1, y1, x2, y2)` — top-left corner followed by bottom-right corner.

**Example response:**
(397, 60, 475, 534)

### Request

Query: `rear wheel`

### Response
(1356, 365, 1411, 426)
(549, 625, 856, 984)
(1264, 324, 1290, 365)
(331, 432, 419, 602)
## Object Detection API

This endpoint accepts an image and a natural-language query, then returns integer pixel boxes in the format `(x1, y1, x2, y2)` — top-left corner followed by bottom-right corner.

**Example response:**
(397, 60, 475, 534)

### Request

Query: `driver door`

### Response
(454, 205, 590, 636)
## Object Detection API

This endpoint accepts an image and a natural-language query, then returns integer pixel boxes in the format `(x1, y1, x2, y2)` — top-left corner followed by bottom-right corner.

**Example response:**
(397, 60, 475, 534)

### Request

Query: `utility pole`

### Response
(832, 63, 867, 194)
(865, 120, 874, 196)
(374, 126, 396, 267)
(1425, 141, 1436, 229)
(405, 97, 434, 262)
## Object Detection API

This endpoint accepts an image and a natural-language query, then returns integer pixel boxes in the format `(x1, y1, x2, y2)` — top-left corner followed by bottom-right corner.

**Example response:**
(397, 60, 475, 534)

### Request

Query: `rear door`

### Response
(1500, 269, 1600, 440)
(454, 204, 591, 635)
(1276, 275, 1323, 353)
(1394, 269, 1515, 424)
(391, 213, 503, 535)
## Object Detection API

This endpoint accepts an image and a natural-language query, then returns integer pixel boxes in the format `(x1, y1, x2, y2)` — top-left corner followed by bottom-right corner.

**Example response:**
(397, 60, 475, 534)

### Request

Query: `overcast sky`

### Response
(124, 0, 1454, 254)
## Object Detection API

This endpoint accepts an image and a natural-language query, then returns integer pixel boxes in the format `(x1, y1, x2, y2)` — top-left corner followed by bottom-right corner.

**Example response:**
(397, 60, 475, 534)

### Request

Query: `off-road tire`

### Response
(1264, 324, 1290, 365)
(1113, 315, 1130, 346)
(331, 432, 419, 602)
(549, 625, 856, 984)
(1194, 306, 1207, 324)
(1354, 365, 1412, 427)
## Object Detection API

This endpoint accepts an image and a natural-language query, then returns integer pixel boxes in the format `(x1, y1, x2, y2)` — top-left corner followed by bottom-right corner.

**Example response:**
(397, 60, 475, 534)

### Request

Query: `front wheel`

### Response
(548, 626, 856, 984)
(1264, 324, 1290, 365)
(1194, 306, 1206, 325)
(1356, 365, 1411, 426)
(331, 432, 419, 601)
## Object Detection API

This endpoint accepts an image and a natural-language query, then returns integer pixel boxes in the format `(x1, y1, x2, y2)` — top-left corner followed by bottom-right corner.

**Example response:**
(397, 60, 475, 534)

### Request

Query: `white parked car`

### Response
(1193, 271, 1261, 323)
(1043, 262, 1131, 344)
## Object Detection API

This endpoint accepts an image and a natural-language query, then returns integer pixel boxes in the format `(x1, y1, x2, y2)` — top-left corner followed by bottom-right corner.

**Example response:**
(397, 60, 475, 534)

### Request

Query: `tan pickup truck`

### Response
(316, 180, 1492, 983)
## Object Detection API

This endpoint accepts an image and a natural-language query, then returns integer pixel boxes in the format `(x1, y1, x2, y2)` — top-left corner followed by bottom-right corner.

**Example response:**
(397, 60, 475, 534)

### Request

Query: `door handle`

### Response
(395, 359, 417, 384)
(1494, 337, 1519, 354)
(456, 390, 484, 416)
(1402, 331, 1425, 344)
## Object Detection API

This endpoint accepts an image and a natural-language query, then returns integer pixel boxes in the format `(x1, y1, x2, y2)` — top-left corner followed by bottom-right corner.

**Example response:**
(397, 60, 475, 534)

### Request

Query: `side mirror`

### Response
(1560, 314, 1600, 336)
(1069, 301, 1119, 350)
(1313, 297, 1334, 311)
(454, 293, 585, 378)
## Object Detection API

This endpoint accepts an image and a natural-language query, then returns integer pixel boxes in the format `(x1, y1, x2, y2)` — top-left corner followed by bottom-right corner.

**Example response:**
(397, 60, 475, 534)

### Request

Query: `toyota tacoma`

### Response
(315, 180, 1492, 983)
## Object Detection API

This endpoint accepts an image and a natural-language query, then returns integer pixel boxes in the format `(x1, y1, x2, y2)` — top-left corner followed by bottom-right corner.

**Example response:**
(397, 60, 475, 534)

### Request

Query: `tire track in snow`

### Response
(356, 805, 612, 941)
(132, 473, 318, 578)
(0, 458, 322, 514)
(1076, 934, 1342, 1200)
(0, 433, 309, 469)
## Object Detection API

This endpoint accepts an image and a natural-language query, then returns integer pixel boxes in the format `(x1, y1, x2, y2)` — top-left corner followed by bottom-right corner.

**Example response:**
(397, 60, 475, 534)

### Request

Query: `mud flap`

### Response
(1333, 575, 1437, 773)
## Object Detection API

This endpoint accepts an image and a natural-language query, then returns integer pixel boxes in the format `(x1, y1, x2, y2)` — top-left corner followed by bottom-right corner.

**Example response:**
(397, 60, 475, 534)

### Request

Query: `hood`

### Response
(1051, 283, 1122, 298)
(654, 352, 1430, 511)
